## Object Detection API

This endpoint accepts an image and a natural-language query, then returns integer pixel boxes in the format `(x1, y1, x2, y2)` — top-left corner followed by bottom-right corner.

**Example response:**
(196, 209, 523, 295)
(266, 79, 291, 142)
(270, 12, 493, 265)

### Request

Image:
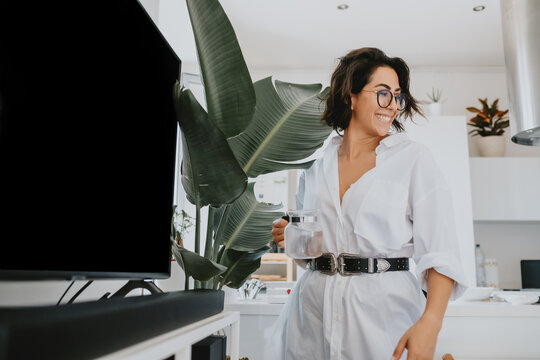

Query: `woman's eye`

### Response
(378, 91, 391, 98)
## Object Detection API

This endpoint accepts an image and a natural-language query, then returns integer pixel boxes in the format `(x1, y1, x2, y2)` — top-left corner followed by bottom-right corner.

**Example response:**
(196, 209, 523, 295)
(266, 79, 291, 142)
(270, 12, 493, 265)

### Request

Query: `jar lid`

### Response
(290, 215, 317, 223)
(286, 209, 318, 223)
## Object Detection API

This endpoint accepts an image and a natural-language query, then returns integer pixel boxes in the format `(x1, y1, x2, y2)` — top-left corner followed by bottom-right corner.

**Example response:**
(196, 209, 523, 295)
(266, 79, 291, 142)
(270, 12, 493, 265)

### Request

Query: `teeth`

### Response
(376, 114, 392, 123)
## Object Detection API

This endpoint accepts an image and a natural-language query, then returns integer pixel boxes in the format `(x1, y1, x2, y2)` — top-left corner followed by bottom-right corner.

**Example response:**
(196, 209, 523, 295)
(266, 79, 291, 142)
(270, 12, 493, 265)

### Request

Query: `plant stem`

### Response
(210, 205, 229, 289)
(201, 207, 215, 289)
(195, 201, 201, 255)
(212, 205, 228, 261)
(194, 199, 201, 289)
(204, 207, 215, 259)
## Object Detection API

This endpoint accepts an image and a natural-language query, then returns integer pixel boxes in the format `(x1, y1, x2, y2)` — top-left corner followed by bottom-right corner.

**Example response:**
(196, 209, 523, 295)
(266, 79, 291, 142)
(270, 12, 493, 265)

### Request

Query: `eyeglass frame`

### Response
(360, 89, 407, 111)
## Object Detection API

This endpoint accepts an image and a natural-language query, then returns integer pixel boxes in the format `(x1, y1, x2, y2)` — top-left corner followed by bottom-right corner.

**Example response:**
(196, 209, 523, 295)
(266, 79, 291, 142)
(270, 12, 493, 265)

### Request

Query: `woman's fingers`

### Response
(271, 218, 288, 248)
(391, 335, 408, 360)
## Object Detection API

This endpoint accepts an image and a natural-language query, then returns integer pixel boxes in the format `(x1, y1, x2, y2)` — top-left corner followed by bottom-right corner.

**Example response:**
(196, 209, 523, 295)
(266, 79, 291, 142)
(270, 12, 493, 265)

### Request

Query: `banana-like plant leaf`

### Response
(172, 242, 227, 281)
(228, 77, 332, 178)
(214, 183, 283, 252)
(219, 246, 270, 289)
(186, 0, 255, 138)
(173, 84, 247, 207)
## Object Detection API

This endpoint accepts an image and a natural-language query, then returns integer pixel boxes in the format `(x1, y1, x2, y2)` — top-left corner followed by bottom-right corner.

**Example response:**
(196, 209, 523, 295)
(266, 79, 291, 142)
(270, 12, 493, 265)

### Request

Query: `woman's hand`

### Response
(390, 314, 441, 360)
(271, 218, 288, 248)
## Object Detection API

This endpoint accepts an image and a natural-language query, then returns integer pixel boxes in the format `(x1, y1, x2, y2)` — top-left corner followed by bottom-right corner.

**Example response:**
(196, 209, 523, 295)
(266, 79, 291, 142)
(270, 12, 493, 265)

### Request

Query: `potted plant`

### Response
(426, 87, 443, 116)
(466, 98, 509, 157)
(171, 0, 332, 291)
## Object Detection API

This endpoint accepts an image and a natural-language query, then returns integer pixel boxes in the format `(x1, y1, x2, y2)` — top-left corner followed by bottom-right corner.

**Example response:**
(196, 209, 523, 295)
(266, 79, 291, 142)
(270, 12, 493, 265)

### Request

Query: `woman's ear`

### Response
(349, 93, 357, 111)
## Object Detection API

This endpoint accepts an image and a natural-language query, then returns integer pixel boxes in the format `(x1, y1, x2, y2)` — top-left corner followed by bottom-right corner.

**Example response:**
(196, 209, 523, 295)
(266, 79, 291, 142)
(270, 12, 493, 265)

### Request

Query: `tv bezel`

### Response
(0, 0, 181, 282)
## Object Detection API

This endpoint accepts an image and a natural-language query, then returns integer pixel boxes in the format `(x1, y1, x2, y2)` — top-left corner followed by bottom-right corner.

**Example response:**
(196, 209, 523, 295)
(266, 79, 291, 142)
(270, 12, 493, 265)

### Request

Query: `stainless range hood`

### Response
(500, 0, 540, 146)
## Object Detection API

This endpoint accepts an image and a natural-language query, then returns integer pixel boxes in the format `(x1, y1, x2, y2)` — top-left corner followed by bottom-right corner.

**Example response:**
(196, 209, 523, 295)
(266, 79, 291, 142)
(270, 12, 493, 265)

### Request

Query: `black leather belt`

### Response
(309, 253, 410, 275)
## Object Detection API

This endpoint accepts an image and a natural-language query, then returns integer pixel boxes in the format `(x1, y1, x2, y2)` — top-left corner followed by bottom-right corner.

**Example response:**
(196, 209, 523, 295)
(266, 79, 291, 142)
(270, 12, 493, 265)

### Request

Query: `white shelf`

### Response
(252, 253, 295, 281)
(98, 311, 239, 360)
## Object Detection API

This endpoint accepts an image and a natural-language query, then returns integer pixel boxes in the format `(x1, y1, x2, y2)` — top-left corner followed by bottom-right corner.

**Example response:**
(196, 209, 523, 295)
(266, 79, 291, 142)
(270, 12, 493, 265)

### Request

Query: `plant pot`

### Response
(476, 135, 506, 157)
(427, 102, 443, 116)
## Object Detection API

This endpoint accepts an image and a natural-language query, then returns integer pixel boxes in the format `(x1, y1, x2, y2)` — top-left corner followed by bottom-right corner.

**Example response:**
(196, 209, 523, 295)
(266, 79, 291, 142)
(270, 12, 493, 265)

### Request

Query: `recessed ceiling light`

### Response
(337, 4, 349, 10)
(473, 5, 486, 11)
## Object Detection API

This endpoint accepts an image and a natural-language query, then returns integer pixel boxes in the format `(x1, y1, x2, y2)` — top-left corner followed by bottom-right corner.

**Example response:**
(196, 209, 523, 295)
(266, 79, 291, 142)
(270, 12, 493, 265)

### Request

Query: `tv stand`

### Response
(109, 279, 164, 298)
(99, 311, 239, 359)
(0, 289, 228, 359)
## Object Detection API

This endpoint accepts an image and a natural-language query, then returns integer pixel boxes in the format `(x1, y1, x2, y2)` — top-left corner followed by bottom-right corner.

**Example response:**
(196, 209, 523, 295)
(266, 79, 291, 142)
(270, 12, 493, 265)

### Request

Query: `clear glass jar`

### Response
(284, 209, 323, 259)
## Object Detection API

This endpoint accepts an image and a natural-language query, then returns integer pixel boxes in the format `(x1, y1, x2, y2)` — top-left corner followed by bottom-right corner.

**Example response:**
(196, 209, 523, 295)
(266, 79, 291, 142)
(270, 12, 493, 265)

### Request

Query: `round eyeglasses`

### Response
(361, 89, 407, 111)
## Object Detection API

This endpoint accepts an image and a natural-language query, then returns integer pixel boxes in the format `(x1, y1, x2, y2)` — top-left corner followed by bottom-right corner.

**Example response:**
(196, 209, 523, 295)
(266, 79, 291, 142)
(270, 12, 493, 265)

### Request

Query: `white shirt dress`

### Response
(268, 132, 468, 360)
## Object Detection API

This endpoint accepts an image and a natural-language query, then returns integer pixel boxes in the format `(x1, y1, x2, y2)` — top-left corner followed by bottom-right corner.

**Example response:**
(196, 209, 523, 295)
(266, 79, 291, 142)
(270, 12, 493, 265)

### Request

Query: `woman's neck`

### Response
(339, 128, 387, 159)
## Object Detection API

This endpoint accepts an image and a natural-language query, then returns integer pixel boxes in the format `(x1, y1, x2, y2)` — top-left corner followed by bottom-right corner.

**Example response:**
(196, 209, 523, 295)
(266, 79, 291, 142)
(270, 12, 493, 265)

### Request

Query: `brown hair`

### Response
(321, 47, 423, 132)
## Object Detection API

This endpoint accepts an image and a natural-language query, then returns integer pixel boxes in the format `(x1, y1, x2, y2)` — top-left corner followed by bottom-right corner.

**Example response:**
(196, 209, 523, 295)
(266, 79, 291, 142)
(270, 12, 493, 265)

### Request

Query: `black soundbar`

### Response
(0, 289, 224, 360)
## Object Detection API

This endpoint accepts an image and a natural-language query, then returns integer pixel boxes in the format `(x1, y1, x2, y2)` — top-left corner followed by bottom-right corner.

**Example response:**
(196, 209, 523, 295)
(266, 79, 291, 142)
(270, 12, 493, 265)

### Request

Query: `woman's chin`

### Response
(376, 124, 392, 136)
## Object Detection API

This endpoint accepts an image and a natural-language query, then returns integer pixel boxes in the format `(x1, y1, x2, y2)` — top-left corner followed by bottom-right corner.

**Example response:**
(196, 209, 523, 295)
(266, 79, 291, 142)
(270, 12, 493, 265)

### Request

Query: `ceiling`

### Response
(173, 0, 505, 71)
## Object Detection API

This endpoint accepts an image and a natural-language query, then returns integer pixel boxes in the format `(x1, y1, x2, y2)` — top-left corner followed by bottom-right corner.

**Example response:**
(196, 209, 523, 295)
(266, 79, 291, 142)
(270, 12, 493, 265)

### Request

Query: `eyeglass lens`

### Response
(377, 90, 406, 110)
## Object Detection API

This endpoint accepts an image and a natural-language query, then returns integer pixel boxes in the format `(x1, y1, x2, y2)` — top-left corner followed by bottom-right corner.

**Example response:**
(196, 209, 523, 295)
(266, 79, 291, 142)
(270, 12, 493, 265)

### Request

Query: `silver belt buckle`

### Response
(314, 252, 337, 275)
(337, 253, 358, 276)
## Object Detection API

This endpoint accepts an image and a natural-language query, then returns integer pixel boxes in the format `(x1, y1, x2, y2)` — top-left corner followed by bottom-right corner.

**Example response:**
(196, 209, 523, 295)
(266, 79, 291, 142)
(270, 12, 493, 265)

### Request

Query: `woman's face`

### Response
(349, 66, 401, 137)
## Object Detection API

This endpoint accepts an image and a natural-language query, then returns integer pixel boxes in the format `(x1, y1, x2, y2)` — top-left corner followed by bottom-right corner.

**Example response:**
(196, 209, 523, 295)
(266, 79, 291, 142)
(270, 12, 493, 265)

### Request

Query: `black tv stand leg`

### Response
(109, 279, 164, 298)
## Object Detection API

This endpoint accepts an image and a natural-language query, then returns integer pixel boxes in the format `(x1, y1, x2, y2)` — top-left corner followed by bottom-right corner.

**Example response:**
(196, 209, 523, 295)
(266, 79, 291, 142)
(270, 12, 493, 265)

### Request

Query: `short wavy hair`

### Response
(321, 47, 423, 133)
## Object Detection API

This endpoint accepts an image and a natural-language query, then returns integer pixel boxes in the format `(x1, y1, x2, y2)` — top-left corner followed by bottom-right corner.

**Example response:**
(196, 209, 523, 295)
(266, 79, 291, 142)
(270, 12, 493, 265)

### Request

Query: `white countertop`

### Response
(225, 295, 540, 317)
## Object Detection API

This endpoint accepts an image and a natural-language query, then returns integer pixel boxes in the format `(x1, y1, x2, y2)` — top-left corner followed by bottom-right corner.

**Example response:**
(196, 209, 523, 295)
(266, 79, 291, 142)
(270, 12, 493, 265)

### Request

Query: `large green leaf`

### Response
(186, 0, 255, 138)
(228, 77, 332, 178)
(214, 183, 283, 252)
(218, 246, 270, 289)
(172, 242, 227, 281)
(173, 84, 247, 207)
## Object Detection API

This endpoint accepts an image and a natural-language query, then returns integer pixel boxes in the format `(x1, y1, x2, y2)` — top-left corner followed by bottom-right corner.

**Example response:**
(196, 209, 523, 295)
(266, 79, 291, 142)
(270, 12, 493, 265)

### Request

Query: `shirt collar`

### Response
(375, 132, 409, 155)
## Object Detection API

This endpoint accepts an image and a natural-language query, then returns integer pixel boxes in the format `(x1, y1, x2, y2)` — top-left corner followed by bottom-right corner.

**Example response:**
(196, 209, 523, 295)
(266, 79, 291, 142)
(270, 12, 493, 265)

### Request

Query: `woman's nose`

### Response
(388, 97, 399, 111)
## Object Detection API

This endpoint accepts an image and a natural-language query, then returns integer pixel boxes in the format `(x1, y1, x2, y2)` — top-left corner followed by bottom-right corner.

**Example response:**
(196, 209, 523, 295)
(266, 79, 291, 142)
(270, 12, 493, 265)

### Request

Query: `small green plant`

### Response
(426, 87, 442, 103)
(171, 205, 195, 247)
(466, 98, 509, 137)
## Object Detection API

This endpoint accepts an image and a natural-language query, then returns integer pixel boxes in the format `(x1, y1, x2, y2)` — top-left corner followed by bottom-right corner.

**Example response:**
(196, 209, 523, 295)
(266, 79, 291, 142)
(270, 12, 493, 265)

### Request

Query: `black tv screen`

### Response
(0, 1, 180, 280)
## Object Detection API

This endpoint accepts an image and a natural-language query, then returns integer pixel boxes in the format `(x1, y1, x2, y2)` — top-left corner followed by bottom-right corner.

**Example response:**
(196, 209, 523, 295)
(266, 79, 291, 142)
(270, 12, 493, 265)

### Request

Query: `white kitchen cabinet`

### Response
(469, 157, 540, 221)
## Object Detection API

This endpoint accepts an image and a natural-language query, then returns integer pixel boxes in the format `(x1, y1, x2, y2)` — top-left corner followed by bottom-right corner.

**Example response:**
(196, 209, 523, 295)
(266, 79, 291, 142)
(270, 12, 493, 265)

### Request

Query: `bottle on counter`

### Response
(475, 244, 487, 287)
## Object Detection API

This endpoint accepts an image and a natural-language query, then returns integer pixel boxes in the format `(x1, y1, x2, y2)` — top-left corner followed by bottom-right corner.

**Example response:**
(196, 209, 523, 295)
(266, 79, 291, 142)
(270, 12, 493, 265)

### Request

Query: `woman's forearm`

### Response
(421, 268, 454, 329)
(295, 259, 308, 268)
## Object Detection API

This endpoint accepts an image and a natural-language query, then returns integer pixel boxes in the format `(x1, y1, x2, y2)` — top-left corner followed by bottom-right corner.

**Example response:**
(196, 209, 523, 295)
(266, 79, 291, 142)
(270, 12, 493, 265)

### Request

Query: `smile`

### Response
(376, 114, 392, 123)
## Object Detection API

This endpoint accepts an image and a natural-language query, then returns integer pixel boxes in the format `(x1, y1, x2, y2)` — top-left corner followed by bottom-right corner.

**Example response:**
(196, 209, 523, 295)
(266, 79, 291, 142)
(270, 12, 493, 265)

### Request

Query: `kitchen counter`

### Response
(225, 294, 540, 316)
(225, 295, 540, 359)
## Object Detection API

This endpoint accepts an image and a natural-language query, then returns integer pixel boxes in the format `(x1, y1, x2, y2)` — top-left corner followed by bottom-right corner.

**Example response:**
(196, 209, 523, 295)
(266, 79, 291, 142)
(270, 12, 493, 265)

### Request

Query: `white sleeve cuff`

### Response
(414, 252, 469, 301)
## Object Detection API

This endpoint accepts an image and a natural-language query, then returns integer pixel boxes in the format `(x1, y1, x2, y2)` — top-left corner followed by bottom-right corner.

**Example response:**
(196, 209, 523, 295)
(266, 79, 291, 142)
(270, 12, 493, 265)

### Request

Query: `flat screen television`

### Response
(0, 0, 181, 280)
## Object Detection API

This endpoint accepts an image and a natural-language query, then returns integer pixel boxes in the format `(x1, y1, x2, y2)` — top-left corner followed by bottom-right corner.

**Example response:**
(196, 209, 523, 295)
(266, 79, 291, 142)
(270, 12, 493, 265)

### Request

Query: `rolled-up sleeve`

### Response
(410, 148, 468, 300)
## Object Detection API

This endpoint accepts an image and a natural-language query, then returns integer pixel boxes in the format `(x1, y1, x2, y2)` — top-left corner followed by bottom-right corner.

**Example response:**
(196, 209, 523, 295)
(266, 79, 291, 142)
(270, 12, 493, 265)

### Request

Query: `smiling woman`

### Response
(270, 47, 469, 360)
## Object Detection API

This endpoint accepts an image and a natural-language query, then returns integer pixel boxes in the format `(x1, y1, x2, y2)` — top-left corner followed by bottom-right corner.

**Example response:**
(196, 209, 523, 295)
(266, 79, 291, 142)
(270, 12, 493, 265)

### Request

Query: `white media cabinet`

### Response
(99, 311, 239, 360)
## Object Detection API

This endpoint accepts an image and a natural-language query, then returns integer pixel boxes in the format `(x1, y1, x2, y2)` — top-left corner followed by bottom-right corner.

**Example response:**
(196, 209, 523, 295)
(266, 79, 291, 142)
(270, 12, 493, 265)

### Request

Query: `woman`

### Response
(270, 48, 467, 360)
